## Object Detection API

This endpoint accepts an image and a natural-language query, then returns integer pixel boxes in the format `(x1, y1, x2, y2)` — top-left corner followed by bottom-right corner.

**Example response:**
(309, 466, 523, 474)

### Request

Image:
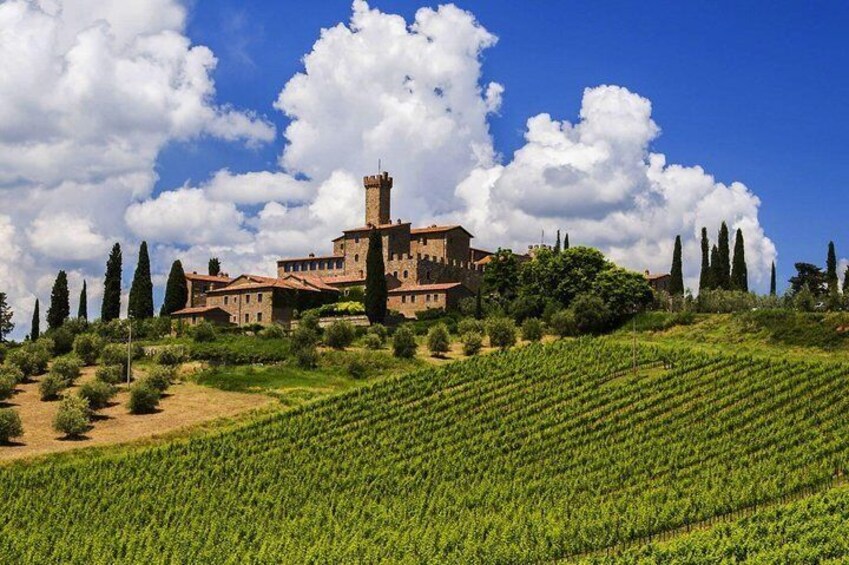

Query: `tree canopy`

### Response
(208, 257, 221, 277)
(789, 262, 826, 298)
(0, 292, 13, 342)
(78, 280, 88, 320)
(47, 270, 70, 330)
(669, 235, 684, 295)
(128, 242, 154, 319)
(731, 228, 748, 292)
(161, 260, 188, 317)
(101, 243, 122, 322)
(364, 229, 388, 324)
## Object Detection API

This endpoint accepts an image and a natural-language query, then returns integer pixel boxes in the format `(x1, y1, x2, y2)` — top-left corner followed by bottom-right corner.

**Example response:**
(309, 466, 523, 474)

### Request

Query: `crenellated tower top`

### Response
(364, 171, 393, 226)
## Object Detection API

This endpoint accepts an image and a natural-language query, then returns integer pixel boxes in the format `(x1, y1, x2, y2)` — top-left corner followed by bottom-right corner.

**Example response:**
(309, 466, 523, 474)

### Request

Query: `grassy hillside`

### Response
(1, 339, 849, 562)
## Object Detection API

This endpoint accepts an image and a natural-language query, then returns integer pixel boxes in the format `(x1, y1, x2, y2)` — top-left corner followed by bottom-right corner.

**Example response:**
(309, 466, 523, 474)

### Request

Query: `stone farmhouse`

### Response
(172, 171, 492, 326)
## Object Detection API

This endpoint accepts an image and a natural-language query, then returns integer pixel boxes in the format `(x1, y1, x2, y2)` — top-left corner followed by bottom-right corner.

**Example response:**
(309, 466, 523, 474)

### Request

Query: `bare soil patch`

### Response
(0, 366, 275, 462)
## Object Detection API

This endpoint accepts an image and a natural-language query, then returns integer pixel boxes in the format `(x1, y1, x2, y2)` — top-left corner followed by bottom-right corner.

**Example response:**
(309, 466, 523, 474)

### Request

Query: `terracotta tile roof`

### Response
(205, 274, 331, 294)
(342, 222, 411, 233)
(411, 225, 474, 238)
(389, 282, 466, 293)
(281, 274, 340, 292)
(185, 273, 233, 283)
(171, 305, 229, 316)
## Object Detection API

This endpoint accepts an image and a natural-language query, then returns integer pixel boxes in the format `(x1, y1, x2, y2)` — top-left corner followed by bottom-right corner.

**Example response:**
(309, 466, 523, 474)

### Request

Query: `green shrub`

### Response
(392, 326, 417, 359)
(6, 344, 50, 377)
(291, 328, 319, 369)
(304, 301, 366, 319)
(572, 293, 612, 335)
(415, 308, 447, 321)
(53, 395, 90, 438)
(324, 321, 355, 350)
(51, 356, 82, 386)
(156, 346, 186, 366)
(34, 337, 55, 356)
(78, 380, 117, 410)
(550, 309, 578, 337)
(363, 333, 383, 350)
(259, 324, 286, 339)
(299, 311, 321, 335)
(0, 364, 24, 385)
(96, 364, 125, 385)
(192, 321, 217, 343)
(368, 324, 388, 341)
(72, 333, 103, 365)
(427, 324, 451, 357)
(39, 373, 66, 401)
(347, 358, 368, 379)
(458, 318, 486, 337)
(487, 318, 517, 349)
(188, 336, 292, 365)
(46, 327, 75, 356)
(144, 366, 175, 393)
(521, 318, 544, 342)
(100, 344, 128, 370)
(128, 381, 160, 414)
(0, 409, 23, 444)
(461, 332, 483, 356)
(0, 373, 17, 402)
(0, 343, 6, 363)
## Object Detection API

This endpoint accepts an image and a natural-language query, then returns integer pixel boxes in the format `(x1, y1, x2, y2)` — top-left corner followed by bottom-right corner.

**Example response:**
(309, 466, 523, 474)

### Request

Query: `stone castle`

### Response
(172, 172, 492, 326)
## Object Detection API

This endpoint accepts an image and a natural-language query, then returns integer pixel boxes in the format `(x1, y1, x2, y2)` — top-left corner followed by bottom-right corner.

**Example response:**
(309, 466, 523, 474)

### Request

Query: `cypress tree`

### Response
(669, 235, 684, 295)
(101, 243, 122, 322)
(0, 293, 12, 342)
(128, 241, 154, 319)
(161, 260, 189, 316)
(563, 233, 570, 250)
(770, 262, 777, 296)
(826, 241, 839, 294)
(717, 222, 731, 290)
(47, 270, 70, 330)
(731, 228, 748, 292)
(31, 298, 40, 340)
(208, 257, 221, 277)
(698, 228, 711, 292)
(364, 228, 387, 324)
(78, 280, 88, 320)
(844, 266, 849, 295)
(709, 245, 720, 290)
(554, 230, 561, 253)
(475, 287, 483, 320)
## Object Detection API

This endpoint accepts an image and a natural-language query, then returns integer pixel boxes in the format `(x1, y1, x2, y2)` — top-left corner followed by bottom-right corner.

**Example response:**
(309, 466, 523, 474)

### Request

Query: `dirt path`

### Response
(0, 366, 276, 462)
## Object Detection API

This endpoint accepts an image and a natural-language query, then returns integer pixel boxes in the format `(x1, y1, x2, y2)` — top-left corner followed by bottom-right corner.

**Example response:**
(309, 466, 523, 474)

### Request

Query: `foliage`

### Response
(78, 380, 117, 411)
(46, 270, 70, 330)
(486, 317, 517, 349)
(0, 364, 24, 385)
(508, 294, 546, 322)
(78, 280, 88, 320)
(0, 372, 16, 401)
(208, 257, 221, 277)
(156, 345, 187, 366)
(426, 324, 450, 356)
(460, 331, 483, 356)
(392, 325, 417, 359)
(483, 248, 521, 304)
(698, 226, 711, 292)
(364, 228, 388, 324)
(0, 408, 22, 444)
(51, 356, 82, 386)
(53, 395, 90, 437)
(549, 309, 578, 337)
(192, 321, 217, 343)
(30, 298, 39, 341)
(128, 241, 154, 319)
(695, 289, 760, 314)
(521, 318, 544, 342)
(346, 358, 368, 380)
(100, 344, 129, 371)
(789, 262, 827, 298)
(188, 335, 292, 365)
(96, 365, 125, 385)
(0, 291, 13, 342)
(128, 381, 160, 414)
(45, 326, 74, 356)
(6, 341, 51, 377)
(299, 311, 321, 335)
(101, 243, 123, 322)
(714, 221, 731, 290)
(731, 228, 748, 291)
(414, 308, 447, 321)
(291, 327, 319, 369)
(457, 318, 486, 337)
(571, 293, 611, 335)
(591, 267, 653, 320)
(771, 261, 778, 296)
(258, 324, 286, 340)
(368, 323, 388, 341)
(363, 333, 383, 350)
(827, 241, 839, 294)
(73, 333, 104, 365)
(324, 320, 356, 350)
(519, 246, 608, 307)
(669, 234, 684, 295)
(304, 301, 366, 318)
(143, 366, 175, 393)
(39, 372, 66, 401)
(629, 311, 696, 332)
(161, 260, 188, 317)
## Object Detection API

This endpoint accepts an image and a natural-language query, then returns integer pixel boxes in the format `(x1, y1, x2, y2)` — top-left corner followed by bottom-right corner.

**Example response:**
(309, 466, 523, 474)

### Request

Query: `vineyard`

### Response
(1, 338, 849, 562)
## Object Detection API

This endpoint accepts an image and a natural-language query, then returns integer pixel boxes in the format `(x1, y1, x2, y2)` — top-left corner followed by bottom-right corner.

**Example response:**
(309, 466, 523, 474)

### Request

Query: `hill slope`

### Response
(1, 339, 848, 562)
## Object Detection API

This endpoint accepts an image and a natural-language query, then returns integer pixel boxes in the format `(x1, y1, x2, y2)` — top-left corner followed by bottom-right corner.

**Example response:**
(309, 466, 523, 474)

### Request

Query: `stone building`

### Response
(644, 270, 672, 293)
(277, 171, 491, 317)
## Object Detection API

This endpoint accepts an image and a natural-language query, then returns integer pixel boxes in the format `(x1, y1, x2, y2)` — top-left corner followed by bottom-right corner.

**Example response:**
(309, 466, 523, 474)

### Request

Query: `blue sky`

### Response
(159, 0, 849, 286)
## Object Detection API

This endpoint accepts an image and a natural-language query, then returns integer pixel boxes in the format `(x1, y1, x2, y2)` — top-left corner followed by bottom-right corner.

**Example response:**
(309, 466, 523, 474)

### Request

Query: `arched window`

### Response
(403, 270, 408, 278)
(354, 254, 359, 262)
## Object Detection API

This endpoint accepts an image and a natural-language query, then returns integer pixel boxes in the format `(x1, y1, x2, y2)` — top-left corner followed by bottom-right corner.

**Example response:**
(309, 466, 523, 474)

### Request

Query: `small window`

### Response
(422, 237, 427, 245)
(426, 294, 431, 302)
(310, 262, 317, 271)
(245, 294, 251, 304)
(192, 315, 197, 324)
(426, 271, 431, 281)
(354, 236, 360, 244)
(284, 264, 291, 273)
(393, 271, 398, 278)
(257, 312, 263, 323)
(354, 254, 359, 262)
(336, 260, 344, 269)
(224, 296, 229, 305)
(293, 264, 299, 272)
(245, 313, 250, 323)
(411, 295, 416, 303)
(257, 293, 263, 302)
(401, 295, 407, 304)
(340, 243, 345, 250)
(403, 270, 408, 278)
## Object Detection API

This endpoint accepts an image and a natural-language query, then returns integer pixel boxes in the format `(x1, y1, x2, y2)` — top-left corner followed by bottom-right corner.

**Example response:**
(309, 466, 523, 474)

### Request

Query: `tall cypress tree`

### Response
(770, 262, 777, 296)
(563, 233, 570, 250)
(364, 228, 387, 324)
(78, 280, 88, 320)
(826, 241, 839, 294)
(128, 241, 154, 319)
(102, 243, 122, 322)
(717, 222, 731, 290)
(731, 228, 748, 292)
(698, 227, 711, 292)
(554, 230, 561, 253)
(669, 235, 684, 295)
(709, 245, 720, 290)
(208, 257, 221, 277)
(47, 270, 70, 330)
(161, 260, 189, 316)
(30, 298, 40, 341)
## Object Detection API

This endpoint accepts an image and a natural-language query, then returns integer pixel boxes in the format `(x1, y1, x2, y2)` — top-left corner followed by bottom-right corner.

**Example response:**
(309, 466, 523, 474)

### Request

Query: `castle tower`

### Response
(364, 171, 392, 226)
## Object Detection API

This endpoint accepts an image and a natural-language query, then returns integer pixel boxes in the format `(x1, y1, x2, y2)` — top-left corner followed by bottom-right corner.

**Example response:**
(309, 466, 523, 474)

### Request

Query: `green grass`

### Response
(2, 339, 849, 562)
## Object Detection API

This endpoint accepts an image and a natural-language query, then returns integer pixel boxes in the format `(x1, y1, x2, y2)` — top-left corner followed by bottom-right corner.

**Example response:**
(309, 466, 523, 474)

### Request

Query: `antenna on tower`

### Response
(378, 158, 382, 174)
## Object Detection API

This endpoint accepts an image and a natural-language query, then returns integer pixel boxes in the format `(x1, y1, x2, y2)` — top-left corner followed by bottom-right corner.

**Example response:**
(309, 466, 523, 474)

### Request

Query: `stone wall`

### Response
(207, 289, 277, 326)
